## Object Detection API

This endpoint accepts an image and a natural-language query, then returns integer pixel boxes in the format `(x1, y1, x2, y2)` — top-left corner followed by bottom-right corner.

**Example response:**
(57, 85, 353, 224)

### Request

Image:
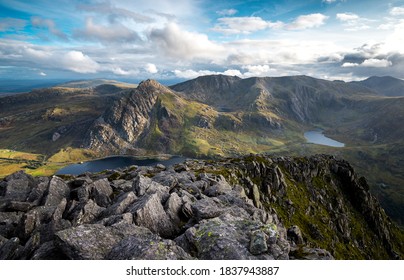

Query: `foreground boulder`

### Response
(0, 154, 403, 259)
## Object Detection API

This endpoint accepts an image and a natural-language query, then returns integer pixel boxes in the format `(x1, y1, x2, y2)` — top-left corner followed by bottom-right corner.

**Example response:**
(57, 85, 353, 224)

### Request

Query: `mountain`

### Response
(56, 79, 137, 89)
(0, 154, 402, 259)
(2, 75, 404, 228)
(353, 76, 404, 97)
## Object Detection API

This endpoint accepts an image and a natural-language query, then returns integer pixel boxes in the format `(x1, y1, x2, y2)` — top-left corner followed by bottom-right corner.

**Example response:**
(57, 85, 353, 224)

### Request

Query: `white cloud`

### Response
(216, 9, 238, 16)
(212, 17, 282, 34)
(174, 65, 276, 79)
(390, 7, 404, 16)
(322, 0, 337, 3)
(145, 63, 158, 73)
(361, 58, 392, 68)
(61, 51, 100, 73)
(213, 13, 327, 34)
(336, 13, 359, 22)
(149, 22, 226, 62)
(39, 71, 47, 76)
(173, 69, 219, 79)
(287, 13, 328, 30)
(341, 62, 359, 67)
(341, 59, 392, 68)
(336, 13, 371, 31)
(242, 65, 275, 77)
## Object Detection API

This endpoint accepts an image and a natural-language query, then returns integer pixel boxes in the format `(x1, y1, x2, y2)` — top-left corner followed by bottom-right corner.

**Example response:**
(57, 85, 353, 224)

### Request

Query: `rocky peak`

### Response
(137, 79, 167, 93)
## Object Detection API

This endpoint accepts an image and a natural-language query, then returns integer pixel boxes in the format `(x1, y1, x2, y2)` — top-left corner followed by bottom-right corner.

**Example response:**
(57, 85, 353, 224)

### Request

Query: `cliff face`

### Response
(84, 80, 168, 153)
(0, 154, 402, 260)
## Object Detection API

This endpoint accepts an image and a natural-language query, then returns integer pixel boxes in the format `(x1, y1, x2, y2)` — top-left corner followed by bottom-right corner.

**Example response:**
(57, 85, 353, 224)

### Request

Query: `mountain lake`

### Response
(304, 130, 345, 147)
(56, 155, 186, 175)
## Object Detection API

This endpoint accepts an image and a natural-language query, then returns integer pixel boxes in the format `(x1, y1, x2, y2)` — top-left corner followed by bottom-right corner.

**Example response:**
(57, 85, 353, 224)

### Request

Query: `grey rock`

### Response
(91, 179, 113, 207)
(55, 224, 122, 260)
(204, 179, 232, 197)
(0, 212, 23, 238)
(26, 176, 49, 204)
(128, 193, 175, 238)
(177, 214, 275, 260)
(249, 230, 268, 255)
(0, 237, 22, 260)
(111, 179, 133, 192)
(7, 201, 35, 212)
(3, 171, 35, 201)
(44, 176, 70, 207)
(164, 192, 183, 226)
(133, 175, 169, 198)
(101, 191, 136, 218)
(30, 241, 66, 260)
(107, 227, 193, 260)
(71, 199, 104, 226)
(192, 198, 223, 220)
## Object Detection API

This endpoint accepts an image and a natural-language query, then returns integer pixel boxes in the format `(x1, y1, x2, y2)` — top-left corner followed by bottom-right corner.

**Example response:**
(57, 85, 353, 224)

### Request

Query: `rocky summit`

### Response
(0, 154, 403, 260)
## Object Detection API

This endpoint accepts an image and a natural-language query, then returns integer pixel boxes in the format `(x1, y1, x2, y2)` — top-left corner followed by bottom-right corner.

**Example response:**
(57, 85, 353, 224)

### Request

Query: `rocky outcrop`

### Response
(84, 80, 170, 153)
(0, 155, 402, 260)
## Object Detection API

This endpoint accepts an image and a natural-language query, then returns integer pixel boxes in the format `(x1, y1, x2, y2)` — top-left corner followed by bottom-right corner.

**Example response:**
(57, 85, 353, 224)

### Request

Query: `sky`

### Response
(1, 0, 404, 82)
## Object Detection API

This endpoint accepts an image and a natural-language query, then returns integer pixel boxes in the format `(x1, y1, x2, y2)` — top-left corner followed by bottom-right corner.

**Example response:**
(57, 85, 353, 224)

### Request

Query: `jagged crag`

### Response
(1, 154, 403, 260)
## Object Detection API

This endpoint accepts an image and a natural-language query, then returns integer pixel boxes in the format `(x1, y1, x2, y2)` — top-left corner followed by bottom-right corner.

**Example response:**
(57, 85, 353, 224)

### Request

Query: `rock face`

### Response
(84, 80, 168, 153)
(0, 154, 403, 260)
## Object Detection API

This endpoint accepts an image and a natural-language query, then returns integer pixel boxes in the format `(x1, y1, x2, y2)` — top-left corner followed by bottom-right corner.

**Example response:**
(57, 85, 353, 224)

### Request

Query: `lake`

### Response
(56, 155, 186, 175)
(304, 130, 345, 148)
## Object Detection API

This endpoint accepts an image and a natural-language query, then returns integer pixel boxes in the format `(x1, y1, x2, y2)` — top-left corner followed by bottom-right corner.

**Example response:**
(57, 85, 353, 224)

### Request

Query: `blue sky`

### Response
(1, 0, 404, 82)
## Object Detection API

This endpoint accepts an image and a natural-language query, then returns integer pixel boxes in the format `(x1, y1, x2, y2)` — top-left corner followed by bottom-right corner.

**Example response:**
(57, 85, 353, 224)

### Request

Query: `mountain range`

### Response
(0, 75, 404, 228)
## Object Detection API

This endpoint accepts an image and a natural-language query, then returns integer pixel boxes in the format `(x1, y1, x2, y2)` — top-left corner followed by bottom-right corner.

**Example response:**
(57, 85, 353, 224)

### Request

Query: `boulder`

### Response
(128, 193, 175, 238)
(44, 176, 70, 207)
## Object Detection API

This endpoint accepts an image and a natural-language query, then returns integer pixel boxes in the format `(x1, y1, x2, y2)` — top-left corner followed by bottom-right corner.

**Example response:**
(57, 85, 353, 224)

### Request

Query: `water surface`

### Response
(304, 130, 345, 147)
(56, 155, 186, 175)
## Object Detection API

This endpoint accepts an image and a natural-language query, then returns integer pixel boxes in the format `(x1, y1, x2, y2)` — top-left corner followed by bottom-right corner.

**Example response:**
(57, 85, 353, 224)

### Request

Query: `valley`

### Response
(0, 75, 404, 228)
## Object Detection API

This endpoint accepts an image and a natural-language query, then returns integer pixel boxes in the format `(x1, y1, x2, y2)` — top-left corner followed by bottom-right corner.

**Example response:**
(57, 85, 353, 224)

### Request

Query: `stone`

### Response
(133, 175, 169, 198)
(249, 230, 268, 255)
(44, 176, 70, 207)
(128, 193, 175, 238)
(0, 212, 23, 238)
(191, 198, 223, 220)
(0, 237, 22, 260)
(3, 171, 36, 201)
(55, 224, 122, 260)
(204, 179, 232, 197)
(90, 179, 113, 207)
(164, 192, 183, 225)
(101, 191, 136, 218)
(30, 241, 67, 260)
(107, 228, 193, 260)
(71, 199, 104, 226)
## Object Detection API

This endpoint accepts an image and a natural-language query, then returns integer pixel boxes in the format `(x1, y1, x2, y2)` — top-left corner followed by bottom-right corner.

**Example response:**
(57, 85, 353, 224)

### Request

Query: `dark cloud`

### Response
(74, 18, 142, 44)
(31, 16, 68, 41)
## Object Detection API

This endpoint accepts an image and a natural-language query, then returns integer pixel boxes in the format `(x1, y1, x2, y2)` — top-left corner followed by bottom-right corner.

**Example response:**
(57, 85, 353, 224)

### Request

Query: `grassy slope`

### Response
(0, 148, 98, 179)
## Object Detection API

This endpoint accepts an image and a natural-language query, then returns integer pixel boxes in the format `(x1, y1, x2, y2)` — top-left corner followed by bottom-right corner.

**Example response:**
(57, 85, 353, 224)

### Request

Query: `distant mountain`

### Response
(56, 79, 137, 89)
(352, 76, 404, 97)
(0, 79, 64, 94)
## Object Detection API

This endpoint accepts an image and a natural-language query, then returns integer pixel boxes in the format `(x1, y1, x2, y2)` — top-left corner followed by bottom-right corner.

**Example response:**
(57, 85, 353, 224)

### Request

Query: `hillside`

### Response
(1, 75, 404, 228)
(352, 76, 404, 97)
(0, 154, 402, 259)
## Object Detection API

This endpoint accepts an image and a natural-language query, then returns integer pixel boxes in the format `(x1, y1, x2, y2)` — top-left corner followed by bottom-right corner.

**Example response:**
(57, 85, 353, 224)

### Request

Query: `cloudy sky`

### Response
(1, 0, 404, 82)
